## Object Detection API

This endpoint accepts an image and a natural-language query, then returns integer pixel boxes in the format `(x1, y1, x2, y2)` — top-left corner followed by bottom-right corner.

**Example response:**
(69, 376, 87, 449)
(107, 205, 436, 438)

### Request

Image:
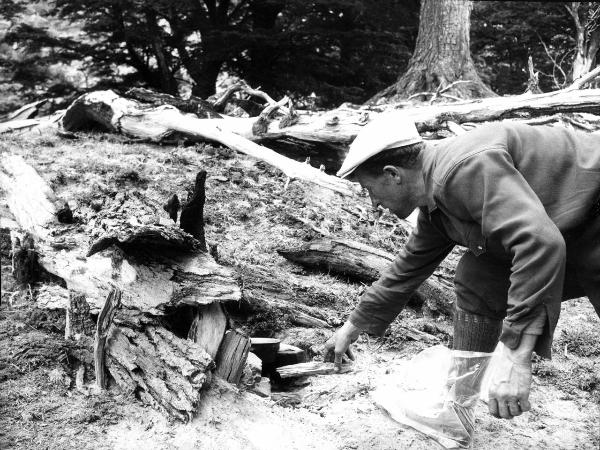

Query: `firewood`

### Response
(215, 329, 251, 384)
(276, 362, 353, 379)
(187, 303, 227, 359)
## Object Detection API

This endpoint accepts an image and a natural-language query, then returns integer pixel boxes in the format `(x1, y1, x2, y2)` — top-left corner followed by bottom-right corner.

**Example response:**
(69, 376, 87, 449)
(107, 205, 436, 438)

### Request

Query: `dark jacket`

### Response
(349, 122, 600, 357)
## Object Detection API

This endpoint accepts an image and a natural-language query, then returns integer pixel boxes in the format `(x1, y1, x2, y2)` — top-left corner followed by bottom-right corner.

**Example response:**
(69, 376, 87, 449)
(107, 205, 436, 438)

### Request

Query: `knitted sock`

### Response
(452, 308, 502, 353)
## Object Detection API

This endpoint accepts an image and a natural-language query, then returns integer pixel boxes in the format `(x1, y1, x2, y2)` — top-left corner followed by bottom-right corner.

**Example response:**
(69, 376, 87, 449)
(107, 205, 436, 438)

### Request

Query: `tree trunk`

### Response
(568, 2, 600, 82)
(370, 0, 495, 104)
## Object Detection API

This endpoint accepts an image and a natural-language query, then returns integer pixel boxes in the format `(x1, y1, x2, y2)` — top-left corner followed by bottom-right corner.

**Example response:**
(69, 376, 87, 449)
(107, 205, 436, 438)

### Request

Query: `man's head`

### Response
(337, 113, 427, 219)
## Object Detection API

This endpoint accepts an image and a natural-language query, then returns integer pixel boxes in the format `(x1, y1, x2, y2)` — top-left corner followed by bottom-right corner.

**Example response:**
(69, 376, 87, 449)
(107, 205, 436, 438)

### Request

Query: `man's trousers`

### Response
(452, 214, 600, 354)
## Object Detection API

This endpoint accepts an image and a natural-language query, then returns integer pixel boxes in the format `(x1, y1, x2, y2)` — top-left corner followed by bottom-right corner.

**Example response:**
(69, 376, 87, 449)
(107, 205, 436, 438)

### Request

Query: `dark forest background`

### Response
(0, 1, 596, 113)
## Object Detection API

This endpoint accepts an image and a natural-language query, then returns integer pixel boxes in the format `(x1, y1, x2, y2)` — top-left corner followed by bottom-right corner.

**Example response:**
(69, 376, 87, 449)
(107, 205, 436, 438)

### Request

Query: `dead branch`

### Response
(94, 287, 121, 390)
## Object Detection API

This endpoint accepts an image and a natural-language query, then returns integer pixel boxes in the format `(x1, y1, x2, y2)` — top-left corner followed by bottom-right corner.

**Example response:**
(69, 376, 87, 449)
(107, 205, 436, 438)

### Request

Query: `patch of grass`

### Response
(556, 324, 600, 357)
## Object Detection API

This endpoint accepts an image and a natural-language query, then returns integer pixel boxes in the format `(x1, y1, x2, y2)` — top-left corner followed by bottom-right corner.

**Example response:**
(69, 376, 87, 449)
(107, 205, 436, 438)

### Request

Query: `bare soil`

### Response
(1, 130, 599, 449)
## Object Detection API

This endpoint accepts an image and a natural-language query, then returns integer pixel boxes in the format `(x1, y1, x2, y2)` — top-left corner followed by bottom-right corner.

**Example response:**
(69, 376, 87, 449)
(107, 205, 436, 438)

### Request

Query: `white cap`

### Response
(336, 112, 422, 178)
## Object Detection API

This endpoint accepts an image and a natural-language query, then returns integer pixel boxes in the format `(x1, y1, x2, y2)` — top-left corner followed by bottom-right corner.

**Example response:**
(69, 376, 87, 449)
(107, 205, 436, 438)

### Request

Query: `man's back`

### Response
(429, 122, 600, 230)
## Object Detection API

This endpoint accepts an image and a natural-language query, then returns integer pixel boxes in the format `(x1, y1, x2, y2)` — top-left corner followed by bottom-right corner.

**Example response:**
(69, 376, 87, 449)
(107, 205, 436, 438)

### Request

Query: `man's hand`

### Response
(323, 321, 361, 371)
(487, 337, 535, 419)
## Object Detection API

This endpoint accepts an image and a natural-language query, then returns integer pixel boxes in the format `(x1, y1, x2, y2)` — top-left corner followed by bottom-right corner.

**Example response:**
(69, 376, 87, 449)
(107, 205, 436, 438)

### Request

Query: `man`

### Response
(324, 113, 600, 420)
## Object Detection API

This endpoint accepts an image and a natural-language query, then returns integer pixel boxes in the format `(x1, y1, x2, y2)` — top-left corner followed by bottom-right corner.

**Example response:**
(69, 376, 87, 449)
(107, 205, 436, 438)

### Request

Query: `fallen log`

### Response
(232, 265, 338, 331)
(61, 90, 357, 196)
(1, 155, 241, 313)
(278, 238, 455, 316)
(0, 154, 243, 420)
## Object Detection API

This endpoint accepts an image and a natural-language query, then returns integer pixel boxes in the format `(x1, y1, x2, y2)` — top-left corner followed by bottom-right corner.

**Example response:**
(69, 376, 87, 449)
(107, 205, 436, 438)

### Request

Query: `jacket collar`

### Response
(420, 142, 438, 214)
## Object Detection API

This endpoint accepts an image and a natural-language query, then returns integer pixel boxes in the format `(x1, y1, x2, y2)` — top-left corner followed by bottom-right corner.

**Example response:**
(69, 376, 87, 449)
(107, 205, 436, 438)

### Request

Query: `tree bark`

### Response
(106, 318, 215, 422)
(370, 0, 495, 104)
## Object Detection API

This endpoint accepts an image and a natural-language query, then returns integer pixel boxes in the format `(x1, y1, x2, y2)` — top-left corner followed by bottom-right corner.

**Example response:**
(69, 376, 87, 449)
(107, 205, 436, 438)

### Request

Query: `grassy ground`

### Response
(1, 130, 599, 449)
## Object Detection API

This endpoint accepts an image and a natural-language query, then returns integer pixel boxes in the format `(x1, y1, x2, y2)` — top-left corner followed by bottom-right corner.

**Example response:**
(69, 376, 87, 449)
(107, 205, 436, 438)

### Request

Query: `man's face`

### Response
(352, 166, 423, 219)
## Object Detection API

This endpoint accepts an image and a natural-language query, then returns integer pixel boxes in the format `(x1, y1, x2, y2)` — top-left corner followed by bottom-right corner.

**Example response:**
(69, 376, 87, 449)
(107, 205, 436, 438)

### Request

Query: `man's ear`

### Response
(383, 165, 403, 184)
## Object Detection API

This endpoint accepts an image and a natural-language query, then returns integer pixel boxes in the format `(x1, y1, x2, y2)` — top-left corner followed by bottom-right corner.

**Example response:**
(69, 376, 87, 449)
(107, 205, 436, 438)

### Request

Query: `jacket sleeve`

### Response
(349, 209, 454, 335)
(442, 147, 566, 358)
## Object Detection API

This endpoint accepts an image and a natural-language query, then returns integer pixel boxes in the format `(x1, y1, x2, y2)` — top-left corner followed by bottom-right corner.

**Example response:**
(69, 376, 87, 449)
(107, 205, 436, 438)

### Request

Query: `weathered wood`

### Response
(0, 155, 242, 314)
(86, 189, 200, 257)
(236, 266, 336, 329)
(215, 329, 251, 384)
(66, 291, 95, 340)
(60, 90, 358, 196)
(106, 317, 214, 421)
(3, 99, 47, 121)
(36, 284, 70, 309)
(187, 303, 227, 359)
(278, 238, 455, 316)
(276, 362, 353, 379)
(179, 171, 208, 251)
(94, 288, 121, 389)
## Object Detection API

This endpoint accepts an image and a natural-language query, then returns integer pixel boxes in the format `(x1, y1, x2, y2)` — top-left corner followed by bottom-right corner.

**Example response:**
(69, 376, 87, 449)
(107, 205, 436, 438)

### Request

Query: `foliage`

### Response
(18, 0, 417, 107)
(3, 1, 600, 108)
(470, 2, 600, 94)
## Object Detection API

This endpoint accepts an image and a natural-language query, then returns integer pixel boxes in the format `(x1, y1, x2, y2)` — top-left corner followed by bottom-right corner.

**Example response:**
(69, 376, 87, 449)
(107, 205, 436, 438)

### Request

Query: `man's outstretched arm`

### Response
(324, 209, 453, 368)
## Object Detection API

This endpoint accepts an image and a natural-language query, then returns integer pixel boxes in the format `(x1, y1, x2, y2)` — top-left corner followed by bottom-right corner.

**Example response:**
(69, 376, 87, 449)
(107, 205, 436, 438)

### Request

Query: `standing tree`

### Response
(566, 2, 600, 82)
(369, 0, 495, 104)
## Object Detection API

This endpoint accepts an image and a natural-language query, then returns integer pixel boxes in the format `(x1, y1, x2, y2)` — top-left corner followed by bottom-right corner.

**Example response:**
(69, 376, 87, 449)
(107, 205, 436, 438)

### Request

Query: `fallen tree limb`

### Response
(94, 287, 121, 390)
(61, 90, 357, 196)
(277, 238, 455, 316)
(3, 99, 47, 121)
